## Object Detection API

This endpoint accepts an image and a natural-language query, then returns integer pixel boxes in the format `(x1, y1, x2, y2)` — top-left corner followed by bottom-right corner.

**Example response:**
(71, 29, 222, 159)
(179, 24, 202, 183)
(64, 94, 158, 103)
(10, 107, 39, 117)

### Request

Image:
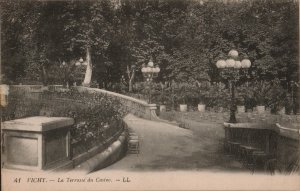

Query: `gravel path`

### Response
(95, 114, 246, 172)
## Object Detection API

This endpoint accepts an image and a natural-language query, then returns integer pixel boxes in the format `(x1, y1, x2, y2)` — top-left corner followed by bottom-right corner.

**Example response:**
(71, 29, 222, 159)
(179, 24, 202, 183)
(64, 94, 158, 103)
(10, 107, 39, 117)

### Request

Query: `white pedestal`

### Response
(2, 116, 74, 171)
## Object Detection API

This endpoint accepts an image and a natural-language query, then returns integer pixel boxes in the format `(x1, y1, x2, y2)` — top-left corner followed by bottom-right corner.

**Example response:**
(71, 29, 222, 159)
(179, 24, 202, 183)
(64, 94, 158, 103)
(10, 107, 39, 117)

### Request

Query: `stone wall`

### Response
(224, 122, 299, 173)
(75, 86, 158, 120)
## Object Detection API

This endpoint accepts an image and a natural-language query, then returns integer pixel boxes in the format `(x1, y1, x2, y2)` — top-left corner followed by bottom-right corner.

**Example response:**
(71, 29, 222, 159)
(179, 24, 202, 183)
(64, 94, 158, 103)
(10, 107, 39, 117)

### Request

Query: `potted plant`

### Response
(251, 80, 273, 114)
(236, 96, 246, 113)
(158, 82, 169, 112)
(198, 101, 206, 112)
(236, 83, 256, 112)
(206, 82, 230, 112)
(256, 98, 266, 113)
(195, 81, 209, 112)
(267, 81, 286, 114)
(177, 83, 188, 112)
(167, 80, 177, 111)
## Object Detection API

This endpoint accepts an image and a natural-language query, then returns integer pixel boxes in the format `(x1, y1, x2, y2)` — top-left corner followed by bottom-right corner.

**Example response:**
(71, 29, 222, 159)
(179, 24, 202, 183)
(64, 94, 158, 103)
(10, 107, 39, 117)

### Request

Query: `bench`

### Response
(239, 145, 260, 168)
(224, 141, 241, 155)
(127, 132, 139, 155)
(250, 151, 276, 173)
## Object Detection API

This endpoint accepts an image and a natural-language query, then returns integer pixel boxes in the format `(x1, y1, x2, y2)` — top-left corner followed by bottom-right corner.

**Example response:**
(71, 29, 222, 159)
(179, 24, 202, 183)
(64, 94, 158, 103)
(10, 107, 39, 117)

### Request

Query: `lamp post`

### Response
(141, 59, 160, 104)
(216, 50, 251, 123)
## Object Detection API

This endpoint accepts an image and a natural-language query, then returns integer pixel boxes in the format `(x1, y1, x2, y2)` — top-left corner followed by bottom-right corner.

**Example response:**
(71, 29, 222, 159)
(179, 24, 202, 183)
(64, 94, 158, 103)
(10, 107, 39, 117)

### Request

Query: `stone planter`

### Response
(2, 116, 74, 171)
(159, 105, 166, 112)
(237, 105, 246, 113)
(279, 107, 286, 115)
(179, 104, 187, 112)
(197, 104, 206, 112)
(257, 105, 265, 114)
(218, 107, 224, 112)
(246, 108, 253, 113)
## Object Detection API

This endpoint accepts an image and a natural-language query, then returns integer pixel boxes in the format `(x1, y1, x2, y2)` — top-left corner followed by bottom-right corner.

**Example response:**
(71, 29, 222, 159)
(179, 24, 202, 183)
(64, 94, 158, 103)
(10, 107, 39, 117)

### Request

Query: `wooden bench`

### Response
(127, 132, 139, 155)
(250, 151, 276, 173)
(239, 145, 260, 168)
(225, 141, 241, 155)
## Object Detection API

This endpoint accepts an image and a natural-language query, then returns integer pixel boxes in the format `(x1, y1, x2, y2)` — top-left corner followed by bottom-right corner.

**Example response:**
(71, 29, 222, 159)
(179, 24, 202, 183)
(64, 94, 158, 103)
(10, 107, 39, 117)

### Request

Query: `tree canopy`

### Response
(1, 0, 298, 88)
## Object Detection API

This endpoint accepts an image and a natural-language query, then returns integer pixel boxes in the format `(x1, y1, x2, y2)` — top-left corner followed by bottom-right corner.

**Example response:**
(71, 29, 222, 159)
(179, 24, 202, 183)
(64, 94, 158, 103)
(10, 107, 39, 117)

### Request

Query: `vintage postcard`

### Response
(1, 0, 299, 190)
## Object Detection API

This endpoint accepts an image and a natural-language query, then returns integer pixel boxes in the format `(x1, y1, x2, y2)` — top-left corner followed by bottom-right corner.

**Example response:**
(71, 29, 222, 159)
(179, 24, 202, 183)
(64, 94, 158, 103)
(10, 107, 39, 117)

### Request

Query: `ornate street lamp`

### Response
(141, 59, 160, 103)
(216, 50, 251, 123)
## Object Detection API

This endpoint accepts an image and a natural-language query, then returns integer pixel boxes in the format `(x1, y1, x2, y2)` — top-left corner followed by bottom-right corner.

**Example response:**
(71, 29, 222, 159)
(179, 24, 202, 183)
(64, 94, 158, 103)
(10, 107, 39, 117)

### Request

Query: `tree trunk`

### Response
(82, 47, 92, 87)
(129, 79, 133, 92)
(127, 65, 135, 92)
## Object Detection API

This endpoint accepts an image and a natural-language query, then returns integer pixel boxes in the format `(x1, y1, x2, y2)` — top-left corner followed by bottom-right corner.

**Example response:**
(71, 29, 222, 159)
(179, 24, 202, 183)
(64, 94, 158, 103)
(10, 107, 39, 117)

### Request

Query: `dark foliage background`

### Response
(1, 0, 299, 111)
(1, 0, 298, 85)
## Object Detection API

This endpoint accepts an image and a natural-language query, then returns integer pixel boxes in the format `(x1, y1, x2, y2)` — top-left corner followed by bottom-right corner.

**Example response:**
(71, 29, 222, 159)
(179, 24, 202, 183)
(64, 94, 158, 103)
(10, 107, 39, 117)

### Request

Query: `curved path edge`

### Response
(71, 131, 127, 174)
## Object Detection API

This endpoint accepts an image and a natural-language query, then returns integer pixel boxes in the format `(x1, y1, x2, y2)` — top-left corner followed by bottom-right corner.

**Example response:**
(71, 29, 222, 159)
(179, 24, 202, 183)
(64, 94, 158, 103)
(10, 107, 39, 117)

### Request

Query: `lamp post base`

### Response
(228, 113, 237, 123)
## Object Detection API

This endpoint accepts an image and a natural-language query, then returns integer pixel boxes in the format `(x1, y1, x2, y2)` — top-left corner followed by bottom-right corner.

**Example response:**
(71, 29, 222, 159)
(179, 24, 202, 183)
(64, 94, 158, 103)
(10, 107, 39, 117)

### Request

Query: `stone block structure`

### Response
(2, 116, 74, 171)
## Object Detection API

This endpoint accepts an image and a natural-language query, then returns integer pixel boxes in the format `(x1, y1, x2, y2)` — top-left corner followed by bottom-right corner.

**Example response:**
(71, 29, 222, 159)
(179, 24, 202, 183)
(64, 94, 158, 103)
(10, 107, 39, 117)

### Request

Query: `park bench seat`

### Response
(226, 141, 241, 155)
(239, 145, 261, 165)
(127, 133, 140, 155)
(249, 150, 276, 173)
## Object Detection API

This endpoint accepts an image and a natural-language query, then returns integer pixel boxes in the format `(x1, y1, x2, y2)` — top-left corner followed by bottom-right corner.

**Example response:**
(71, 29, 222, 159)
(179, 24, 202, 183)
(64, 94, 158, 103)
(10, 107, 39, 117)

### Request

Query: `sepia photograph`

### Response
(0, 0, 299, 190)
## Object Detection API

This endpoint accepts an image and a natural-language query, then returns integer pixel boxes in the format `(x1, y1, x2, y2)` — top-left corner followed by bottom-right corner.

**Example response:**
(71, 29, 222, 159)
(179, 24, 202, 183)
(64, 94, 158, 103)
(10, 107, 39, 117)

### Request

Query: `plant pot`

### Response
(218, 107, 224, 112)
(266, 107, 271, 114)
(237, 105, 246, 113)
(278, 107, 286, 115)
(198, 104, 206, 112)
(160, 105, 166, 112)
(246, 108, 253, 113)
(257, 105, 265, 114)
(179, 104, 187, 112)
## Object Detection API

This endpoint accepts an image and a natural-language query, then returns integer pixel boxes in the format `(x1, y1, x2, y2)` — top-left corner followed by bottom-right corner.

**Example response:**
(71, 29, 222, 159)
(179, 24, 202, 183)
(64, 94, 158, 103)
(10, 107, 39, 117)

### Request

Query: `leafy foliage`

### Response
(1, 0, 298, 108)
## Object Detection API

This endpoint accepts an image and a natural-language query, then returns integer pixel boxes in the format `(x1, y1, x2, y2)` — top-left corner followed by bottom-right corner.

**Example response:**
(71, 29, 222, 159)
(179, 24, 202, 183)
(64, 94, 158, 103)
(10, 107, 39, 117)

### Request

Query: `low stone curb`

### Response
(70, 127, 124, 168)
(72, 131, 127, 173)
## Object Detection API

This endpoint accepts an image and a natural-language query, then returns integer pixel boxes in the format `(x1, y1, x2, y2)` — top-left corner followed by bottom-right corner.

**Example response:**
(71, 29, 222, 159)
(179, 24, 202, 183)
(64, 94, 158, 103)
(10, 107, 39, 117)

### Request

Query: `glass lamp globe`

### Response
(141, 67, 146, 73)
(228, 50, 239, 58)
(216, 60, 226, 68)
(234, 61, 242, 69)
(148, 60, 154, 67)
(156, 67, 160, 73)
(241, 59, 251, 68)
(226, 59, 236, 68)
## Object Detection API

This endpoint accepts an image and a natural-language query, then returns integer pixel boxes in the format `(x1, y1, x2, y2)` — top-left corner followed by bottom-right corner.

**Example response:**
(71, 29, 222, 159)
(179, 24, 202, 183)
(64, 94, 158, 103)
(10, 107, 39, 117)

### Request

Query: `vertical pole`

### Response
(229, 80, 237, 123)
(171, 82, 174, 111)
(291, 81, 294, 114)
(148, 79, 151, 104)
(149, 79, 152, 104)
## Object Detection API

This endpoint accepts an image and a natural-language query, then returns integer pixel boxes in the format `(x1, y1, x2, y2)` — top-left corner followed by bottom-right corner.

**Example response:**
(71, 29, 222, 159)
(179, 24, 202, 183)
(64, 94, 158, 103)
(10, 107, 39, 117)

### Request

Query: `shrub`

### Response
(194, 80, 210, 105)
(2, 88, 128, 155)
(206, 82, 230, 109)
(237, 80, 287, 112)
